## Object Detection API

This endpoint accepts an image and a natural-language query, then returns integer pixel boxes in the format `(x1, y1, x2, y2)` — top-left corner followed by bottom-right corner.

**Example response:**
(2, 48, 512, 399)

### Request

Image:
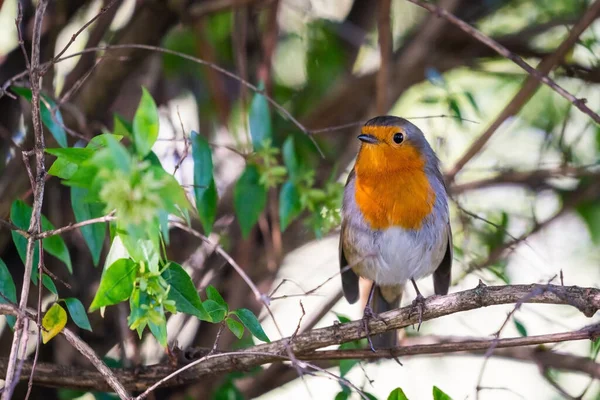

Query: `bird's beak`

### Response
(357, 134, 379, 144)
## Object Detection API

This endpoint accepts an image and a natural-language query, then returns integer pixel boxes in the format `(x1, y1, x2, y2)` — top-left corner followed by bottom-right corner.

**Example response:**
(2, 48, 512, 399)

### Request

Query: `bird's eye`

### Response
(393, 132, 404, 144)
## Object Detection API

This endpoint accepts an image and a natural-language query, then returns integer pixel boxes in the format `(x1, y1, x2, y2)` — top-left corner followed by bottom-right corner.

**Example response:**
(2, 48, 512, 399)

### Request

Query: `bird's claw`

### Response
(360, 305, 388, 352)
(410, 293, 426, 331)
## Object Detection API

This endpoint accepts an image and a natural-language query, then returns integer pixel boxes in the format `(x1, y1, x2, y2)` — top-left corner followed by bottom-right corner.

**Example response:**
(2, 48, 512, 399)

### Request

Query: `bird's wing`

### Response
(433, 222, 452, 295)
(340, 168, 360, 304)
(339, 220, 360, 304)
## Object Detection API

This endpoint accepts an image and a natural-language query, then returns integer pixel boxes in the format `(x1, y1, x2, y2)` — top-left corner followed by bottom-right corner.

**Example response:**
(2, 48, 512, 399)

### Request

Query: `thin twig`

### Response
(408, 0, 600, 128)
(376, 0, 392, 114)
(2, 1, 49, 397)
(50, 44, 325, 157)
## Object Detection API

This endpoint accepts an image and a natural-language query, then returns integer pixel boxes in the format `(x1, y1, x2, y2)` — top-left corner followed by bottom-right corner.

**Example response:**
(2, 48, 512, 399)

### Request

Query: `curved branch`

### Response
(0, 283, 598, 392)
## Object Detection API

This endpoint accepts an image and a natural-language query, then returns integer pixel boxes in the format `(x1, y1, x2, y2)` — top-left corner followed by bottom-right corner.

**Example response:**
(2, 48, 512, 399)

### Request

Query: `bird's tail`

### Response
(371, 284, 403, 349)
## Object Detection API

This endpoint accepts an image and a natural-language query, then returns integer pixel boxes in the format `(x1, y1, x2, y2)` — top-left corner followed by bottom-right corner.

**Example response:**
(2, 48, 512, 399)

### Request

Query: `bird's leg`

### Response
(410, 278, 426, 331)
(361, 281, 378, 352)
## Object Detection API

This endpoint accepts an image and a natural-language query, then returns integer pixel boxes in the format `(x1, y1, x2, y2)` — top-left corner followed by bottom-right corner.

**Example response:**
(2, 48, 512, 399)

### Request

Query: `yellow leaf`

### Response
(42, 304, 67, 344)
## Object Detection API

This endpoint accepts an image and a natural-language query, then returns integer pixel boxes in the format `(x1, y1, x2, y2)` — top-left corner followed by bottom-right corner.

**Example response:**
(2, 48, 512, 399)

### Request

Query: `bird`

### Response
(339, 115, 452, 350)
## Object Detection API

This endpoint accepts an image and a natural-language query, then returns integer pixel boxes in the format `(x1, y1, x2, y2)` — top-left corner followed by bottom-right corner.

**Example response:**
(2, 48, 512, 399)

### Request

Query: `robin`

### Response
(339, 115, 452, 350)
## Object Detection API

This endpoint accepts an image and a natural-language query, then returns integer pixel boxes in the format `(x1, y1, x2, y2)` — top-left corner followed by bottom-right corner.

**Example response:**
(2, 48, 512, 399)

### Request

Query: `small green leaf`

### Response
(45, 148, 95, 164)
(591, 337, 600, 360)
(448, 97, 462, 124)
(162, 263, 211, 321)
(0, 258, 17, 328)
(206, 285, 227, 308)
(64, 297, 92, 331)
(71, 187, 106, 266)
(387, 388, 409, 400)
(249, 82, 271, 151)
(132, 87, 159, 157)
(513, 318, 527, 337)
(10, 200, 72, 275)
(191, 131, 218, 234)
(335, 313, 351, 324)
(227, 317, 245, 339)
(113, 114, 133, 138)
(334, 391, 349, 400)
(282, 136, 300, 179)
(89, 258, 137, 311)
(464, 91, 480, 115)
(339, 341, 360, 376)
(40, 214, 73, 274)
(432, 386, 452, 400)
(232, 308, 270, 342)
(204, 299, 227, 322)
(42, 303, 67, 343)
(12, 87, 68, 148)
(234, 164, 267, 238)
(576, 201, 600, 244)
(48, 157, 78, 179)
(279, 180, 302, 231)
(10, 200, 39, 281)
(149, 318, 167, 347)
(42, 274, 58, 295)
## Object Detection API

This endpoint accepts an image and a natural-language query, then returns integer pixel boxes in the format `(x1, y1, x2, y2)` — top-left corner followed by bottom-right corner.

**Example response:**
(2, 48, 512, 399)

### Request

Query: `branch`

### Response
(408, 0, 600, 129)
(2, 1, 49, 398)
(0, 302, 130, 398)
(0, 283, 598, 392)
(440, 0, 600, 180)
(450, 165, 600, 194)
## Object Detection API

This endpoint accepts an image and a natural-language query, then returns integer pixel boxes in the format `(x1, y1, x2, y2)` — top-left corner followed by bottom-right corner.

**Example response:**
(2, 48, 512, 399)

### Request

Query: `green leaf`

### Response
(89, 258, 137, 311)
(339, 341, 360, 376)
(204, 299, 227, 323)
(591, 337, 600, 360)
(113, 114, 133, 138)
(48, 157, 78, 179)
(334, 391, 349, 400)
(46, 148, 95, 164)
(71, 187, 106, 266)
(161, 263, 211, 321)
(432, 386, 452, 400)
(191, 131, 218, 234)
(576, 201, 600, 244)
(12, 86, 68, 148)
(64, 297, 92, 331)
(387, 388, 409, 400)
(132, 87, 159, 157)
(42, 303, 67, 343)
(513, 318, 527, 337)
(279, 180, 302, 231)
(0, 258, 17, 328)
(10, 200, 39, 282)
(282, 136, 300, 179)
(227, 317, 244, 339)
(10, 200, 72, 275)
(206, 285, 227, 308)
(464, 91, 480, 115)
(149, 318, 167, 347)
(232, 308, 270, 342)
(42, 274, 58, 295)
(249, 82, 271, 151)
(448, 97, 462, 124)
(234, 165, 267, 238)
(40, 214, 73, 274)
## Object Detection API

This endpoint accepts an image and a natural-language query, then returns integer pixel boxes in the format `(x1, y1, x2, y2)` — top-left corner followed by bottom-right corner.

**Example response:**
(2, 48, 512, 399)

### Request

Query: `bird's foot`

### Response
(360, 305, 388, 352)
(411, 293, 426, 331)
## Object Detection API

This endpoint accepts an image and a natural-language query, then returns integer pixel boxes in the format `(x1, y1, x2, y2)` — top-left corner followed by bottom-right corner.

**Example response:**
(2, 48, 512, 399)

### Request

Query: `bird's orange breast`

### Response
(353, 142, 435, 230)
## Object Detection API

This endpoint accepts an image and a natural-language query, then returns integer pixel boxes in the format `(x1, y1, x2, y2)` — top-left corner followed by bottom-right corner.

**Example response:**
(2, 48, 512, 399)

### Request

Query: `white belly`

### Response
(367, 225, 447, 285)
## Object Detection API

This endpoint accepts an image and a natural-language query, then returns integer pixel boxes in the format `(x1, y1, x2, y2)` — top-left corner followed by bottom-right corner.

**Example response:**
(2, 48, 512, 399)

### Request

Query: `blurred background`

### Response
(0, 0, 600, 399)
